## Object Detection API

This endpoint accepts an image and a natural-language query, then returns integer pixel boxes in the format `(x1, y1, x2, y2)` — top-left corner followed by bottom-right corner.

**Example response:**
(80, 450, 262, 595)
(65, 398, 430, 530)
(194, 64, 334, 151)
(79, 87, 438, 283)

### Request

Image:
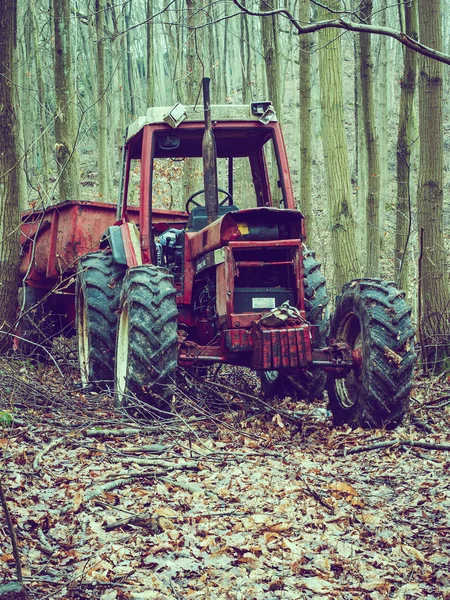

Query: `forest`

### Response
(0, 1, 450, 599)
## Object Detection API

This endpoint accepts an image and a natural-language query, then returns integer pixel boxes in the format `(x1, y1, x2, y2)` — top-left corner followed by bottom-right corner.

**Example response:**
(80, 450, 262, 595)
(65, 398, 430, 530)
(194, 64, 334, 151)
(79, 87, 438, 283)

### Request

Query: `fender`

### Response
(100, 222, 143, 267)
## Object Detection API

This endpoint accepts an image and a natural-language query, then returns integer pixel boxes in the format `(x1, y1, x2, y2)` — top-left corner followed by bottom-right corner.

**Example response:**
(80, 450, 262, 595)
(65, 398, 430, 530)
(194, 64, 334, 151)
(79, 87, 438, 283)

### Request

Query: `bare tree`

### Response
(0, 0, 21, 347)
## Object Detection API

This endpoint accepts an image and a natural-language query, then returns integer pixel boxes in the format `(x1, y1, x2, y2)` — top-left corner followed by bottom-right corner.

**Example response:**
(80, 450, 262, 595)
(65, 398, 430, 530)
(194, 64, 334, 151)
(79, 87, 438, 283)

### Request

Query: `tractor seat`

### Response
(186, 204, 239, 231)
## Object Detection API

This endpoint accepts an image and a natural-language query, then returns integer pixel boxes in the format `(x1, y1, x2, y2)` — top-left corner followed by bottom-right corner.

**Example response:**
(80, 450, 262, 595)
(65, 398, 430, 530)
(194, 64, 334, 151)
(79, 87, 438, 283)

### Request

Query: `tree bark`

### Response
(318, 4, 361, 293)
(359, 0, 380, 277)
(53, 0, 80, 201)
(0, 0, 21, 348)
(95, 0, 109, 201)
(260, 0, 282, 122)
(395, 0, 417, 294)
(146, 0, 155, 107)
(416, 0, 450, 372)
(298, 0, 313, 240)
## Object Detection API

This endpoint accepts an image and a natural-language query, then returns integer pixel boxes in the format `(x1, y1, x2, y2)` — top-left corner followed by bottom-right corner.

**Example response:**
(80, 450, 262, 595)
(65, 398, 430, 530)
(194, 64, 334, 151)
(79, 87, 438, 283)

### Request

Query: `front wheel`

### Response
(326, 279, 416, 429)
(114, 265, 178, 416)
(76, 252, 125, 387)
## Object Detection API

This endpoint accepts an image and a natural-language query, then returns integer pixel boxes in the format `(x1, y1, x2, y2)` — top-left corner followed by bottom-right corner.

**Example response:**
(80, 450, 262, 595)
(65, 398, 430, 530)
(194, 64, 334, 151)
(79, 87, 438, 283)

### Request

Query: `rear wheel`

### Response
(260, 249, 330, 401)
(76, 252, 125, 387)
(114, 265, 178, 416)
(326, 279, 416, 429)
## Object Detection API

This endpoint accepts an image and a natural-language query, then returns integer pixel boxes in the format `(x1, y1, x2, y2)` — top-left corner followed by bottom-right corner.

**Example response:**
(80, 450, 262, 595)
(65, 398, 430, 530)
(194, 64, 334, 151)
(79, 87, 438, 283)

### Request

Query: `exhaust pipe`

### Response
(202, 77, 219, 225)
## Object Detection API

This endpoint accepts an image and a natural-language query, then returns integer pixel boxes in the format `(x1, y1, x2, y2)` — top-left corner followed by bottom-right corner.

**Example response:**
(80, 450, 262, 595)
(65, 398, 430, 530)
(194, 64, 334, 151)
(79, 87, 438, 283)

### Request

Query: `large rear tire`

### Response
(114, 265, 178, 416)
(260, 250, 330, 401)
(326, 279, 416, 429)
(76, 252, 125, 387)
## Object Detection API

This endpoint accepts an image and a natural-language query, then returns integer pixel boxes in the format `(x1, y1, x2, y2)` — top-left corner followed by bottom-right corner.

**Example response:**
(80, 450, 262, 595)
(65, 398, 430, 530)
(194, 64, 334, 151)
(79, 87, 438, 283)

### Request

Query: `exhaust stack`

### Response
(202, 78, 219, 225)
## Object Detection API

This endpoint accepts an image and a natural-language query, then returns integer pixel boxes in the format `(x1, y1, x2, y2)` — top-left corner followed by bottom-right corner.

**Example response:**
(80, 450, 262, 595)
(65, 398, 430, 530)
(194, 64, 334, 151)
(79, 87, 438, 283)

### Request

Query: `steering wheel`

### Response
(185, 188, 233, 215)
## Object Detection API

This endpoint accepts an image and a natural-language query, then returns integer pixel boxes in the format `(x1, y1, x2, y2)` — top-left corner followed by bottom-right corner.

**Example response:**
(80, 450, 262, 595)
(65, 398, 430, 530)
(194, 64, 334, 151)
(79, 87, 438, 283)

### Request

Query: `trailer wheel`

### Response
(15, 285, 54, 358)
(76, 252, 125, 387)
(326, 279, 416, 429)
(114, 265, 178, 416)
(260, 250, 329, 401)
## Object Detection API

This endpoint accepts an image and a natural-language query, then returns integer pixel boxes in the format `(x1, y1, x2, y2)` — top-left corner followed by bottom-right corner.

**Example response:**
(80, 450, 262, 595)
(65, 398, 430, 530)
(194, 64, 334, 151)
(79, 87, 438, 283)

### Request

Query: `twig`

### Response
(0, 479, 23, 582)
(36, 528, 56, 556)
(157, 476, 217, 498)
(84, 428, 142, 437)
(104, 512, 163, 532)
(33, 437, 64, 472)
(336, 439, 450, 456)
(304, 483, 335, 514)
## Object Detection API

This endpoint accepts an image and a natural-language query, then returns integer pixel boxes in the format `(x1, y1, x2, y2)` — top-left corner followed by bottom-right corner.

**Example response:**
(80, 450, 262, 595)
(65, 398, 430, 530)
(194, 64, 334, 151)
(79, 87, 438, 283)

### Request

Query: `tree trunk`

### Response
(318, 4, 361, 293)
(53, 0, 80, 201)
(96, 0, 109, 201)
(395, 0, 417, 294)
(416, 0, 450, 372)
(30, 0, 50, 196)
(146, 0, 155, 107)
(259, 0, 282, 121)
(298, 0, 314, 241)
(359, 0, 380, 277)
(0, 0, 21, 348)
(376, 0, 388, 252)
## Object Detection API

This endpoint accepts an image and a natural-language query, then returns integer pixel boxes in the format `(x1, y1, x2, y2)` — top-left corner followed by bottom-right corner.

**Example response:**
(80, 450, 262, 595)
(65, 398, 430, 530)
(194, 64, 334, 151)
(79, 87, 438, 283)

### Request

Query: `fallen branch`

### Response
(158, 476, 217, 498)
(0, 479, 23, 583)
(303, 483, 335, 514)
(33, 437, 64, 472)
(110, 457, 198, 469)
(336, 439, 450, 456)
(84, 428, 142, 437)
(104, 511, 163, 532)
(36, 528, 56, 556)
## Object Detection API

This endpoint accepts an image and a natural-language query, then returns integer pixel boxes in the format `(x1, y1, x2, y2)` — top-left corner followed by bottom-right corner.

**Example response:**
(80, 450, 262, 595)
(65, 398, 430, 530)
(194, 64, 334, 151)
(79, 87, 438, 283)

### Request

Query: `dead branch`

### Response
(84, 428, 142, 437)
(33, 437, 64, 472)
(157, 475, 216, 497)
(104, 512, 163, 532)
(109, 457, 198, 469)
(36, 528, 56, 556)
(336, 439, 450, 456)
(303, 483, 335, 514)
(0, 479, 23, 583)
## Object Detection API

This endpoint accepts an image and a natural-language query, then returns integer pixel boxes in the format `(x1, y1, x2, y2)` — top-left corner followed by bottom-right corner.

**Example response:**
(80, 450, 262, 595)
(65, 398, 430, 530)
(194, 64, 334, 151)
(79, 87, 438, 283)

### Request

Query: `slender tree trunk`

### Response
(395, 0, 417, 294)
(416, 0, 450, 372)
(0, 0, 21, 346)
(298, 0, 313, 240)
(260, 0, 282, 121)
(359, 0, 380, 277)
(53, 0, 80, 201)
(377, 0, 388, 252)
(96, 0, 109, 200)
(318, 5, 361, 293)
(146, 0, 155, 107)
(30, 0, 50, 196)
(125, 0, 136, 117)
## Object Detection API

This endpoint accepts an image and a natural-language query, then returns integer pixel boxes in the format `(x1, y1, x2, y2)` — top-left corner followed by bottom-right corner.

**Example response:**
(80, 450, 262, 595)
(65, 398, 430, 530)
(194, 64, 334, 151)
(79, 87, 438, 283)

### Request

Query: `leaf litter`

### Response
(0, 359, 449, 599)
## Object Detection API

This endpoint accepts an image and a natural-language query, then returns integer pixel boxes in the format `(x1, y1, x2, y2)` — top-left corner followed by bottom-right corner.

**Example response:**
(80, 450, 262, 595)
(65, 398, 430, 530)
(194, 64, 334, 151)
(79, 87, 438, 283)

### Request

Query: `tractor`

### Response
(18, 79, 416, 428)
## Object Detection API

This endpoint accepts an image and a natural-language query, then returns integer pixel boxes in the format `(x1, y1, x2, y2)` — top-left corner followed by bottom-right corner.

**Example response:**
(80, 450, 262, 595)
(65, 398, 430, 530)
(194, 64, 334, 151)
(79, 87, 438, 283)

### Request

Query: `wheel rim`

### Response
(334, 312, 363, 410)
(115, 301, 130, 405)
(77, 289, 90, 386)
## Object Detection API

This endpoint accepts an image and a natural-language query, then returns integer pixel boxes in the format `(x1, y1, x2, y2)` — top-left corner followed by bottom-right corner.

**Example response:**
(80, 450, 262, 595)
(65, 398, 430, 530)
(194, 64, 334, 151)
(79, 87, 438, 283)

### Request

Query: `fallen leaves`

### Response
(0, 363, 449, 599)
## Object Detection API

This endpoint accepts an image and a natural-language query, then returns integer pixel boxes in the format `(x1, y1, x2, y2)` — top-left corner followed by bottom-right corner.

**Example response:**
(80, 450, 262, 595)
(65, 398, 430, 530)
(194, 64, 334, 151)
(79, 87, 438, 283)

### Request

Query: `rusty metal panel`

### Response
(252, 324, 312, 370)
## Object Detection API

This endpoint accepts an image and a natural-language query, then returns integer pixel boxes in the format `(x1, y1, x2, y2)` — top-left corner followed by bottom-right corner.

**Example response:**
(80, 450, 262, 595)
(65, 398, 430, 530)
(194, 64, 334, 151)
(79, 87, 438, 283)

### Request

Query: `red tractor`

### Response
(18, 79, 415, 428)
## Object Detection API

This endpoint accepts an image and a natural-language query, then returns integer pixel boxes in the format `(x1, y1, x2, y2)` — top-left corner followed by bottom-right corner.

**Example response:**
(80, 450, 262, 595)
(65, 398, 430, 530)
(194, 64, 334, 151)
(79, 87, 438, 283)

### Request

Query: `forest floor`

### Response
(0, 358, 449, 600)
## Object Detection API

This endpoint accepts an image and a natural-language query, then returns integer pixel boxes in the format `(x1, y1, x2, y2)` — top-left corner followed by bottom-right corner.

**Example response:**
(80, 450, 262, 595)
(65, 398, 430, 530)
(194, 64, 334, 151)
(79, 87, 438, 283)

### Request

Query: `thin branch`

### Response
(0, 479, 23, 583)
(231, 0, 450, 66)
(336, 439, 450, 456)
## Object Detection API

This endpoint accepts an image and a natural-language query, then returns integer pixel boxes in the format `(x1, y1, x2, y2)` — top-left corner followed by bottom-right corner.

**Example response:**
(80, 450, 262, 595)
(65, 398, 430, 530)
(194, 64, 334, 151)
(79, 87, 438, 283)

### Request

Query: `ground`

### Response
(0, 360, 449, 600)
